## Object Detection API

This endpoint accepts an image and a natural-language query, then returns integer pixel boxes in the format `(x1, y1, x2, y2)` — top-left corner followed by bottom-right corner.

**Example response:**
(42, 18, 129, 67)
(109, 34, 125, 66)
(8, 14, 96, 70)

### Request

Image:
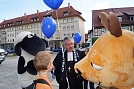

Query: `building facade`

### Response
(0, 3, 85, 50)
(91, 7, 134, 45)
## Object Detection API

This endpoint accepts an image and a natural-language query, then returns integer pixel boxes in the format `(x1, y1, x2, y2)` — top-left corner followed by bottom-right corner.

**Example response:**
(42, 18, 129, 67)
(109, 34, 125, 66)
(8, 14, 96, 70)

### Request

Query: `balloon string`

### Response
(56, 10, 60, 32)
(55, 10, 62, 48)
(47, 39, 50, 48)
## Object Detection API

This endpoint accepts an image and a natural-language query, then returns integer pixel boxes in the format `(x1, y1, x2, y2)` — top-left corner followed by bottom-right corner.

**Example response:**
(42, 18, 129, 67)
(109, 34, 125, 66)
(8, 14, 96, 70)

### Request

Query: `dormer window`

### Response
(31, 17, 39, 22)
(130, 16, 134, 21)
(17, 21, 23, 24)
(118, 16, 122, 22)
(63, 12, 68, 16)
(44, 14, 52, 18)
(7, 22, 14, 26)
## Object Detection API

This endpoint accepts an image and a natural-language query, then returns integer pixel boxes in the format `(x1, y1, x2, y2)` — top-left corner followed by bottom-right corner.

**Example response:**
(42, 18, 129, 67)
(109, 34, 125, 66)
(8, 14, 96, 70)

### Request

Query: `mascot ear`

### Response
(42, 39, 48, 48)
(15, 42, 22, 56)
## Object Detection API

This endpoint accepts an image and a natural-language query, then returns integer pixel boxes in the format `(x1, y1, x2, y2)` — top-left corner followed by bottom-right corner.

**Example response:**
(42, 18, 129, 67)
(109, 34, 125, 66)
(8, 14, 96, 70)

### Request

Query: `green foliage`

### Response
(92, 37, 99, 45)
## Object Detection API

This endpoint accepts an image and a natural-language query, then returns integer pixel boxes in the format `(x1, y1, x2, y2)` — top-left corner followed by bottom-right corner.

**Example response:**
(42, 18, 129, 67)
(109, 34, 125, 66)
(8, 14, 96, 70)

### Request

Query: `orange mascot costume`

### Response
(74, 12, 134, 89)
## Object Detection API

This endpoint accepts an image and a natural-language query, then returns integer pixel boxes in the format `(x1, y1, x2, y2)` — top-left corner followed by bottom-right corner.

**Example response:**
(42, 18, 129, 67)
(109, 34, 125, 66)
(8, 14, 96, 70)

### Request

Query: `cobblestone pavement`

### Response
(0, 53, 58, 89)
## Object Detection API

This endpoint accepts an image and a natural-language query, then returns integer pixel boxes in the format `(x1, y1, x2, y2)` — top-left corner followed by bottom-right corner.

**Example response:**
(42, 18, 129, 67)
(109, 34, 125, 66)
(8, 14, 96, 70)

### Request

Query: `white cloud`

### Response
(93, 2, 110, 10)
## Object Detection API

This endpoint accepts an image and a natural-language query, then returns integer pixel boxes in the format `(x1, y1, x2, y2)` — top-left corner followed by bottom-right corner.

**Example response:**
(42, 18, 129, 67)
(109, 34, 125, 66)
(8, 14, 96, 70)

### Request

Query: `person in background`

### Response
(53, 37, 85, 89)
(84, 47, 95, 89)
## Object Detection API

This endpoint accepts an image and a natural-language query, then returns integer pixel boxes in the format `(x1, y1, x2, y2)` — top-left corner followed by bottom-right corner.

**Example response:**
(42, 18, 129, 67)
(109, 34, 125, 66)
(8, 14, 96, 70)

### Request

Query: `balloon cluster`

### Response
(42, 0, 82, 44)
(41, 0, 64, 39)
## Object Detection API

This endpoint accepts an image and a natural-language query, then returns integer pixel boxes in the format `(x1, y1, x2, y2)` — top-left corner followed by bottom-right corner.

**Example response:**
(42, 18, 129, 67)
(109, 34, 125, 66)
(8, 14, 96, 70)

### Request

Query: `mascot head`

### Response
(14, 31, 48, 56)
(74, 12, 134, 89)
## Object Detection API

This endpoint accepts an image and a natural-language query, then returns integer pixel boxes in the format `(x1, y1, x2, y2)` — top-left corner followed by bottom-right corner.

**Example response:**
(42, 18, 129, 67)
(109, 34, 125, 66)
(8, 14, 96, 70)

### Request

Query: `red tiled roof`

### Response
(92, 7, 134, 28)
(0, 5, 85, 29)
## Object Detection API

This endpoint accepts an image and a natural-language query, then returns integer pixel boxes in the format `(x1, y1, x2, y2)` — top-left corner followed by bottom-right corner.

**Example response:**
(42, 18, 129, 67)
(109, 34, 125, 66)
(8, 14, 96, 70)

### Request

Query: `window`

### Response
(72, 33, 74, 37)
(122, 26, 130, 30)
(21, 26, 23, 29)
(71, 18, 74, 22)
(71, 26, 74, 30)
(68, 33, 70, 37)
(63, 19, 66, 23)
(31, 25, 33, 28)
(64, 12, 68, 16)
(94, 29, 102, 36)
(56, 34, 60, 39)
(63, 27, 66, 31)
(26, 25, 29, 29)
(34, 30, 36, 33)
(16, 21, 23, 24)
(64, 34, 66, 37)
(67, 26, 70, 31)
(130, 16, 134, 21)
(98, 29, 102, 36)
(12, 33, 14, 37)
(118, 16, 122, 22)
(67, 19, 70, 23)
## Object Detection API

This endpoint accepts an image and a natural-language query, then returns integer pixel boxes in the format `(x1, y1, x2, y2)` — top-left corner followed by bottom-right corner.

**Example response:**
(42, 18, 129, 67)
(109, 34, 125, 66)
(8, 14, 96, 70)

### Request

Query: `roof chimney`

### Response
(24, 13, 26, 18)
(37, 10, 39, 14)
(68, 3, 70, 9)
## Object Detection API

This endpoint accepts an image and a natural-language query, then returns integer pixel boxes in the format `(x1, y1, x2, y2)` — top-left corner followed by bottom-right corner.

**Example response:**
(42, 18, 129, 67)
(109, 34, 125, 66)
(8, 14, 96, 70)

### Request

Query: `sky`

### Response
(0, 0, 134, 33)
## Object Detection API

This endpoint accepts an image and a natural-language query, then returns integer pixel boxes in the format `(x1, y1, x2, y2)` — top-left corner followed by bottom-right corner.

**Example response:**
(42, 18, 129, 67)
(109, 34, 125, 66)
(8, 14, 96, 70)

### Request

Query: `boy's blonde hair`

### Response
(33, 51, 52, 72)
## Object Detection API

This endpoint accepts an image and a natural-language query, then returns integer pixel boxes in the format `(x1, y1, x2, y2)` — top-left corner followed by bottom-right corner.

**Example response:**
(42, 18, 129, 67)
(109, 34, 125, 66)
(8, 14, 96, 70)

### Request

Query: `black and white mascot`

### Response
(14, 31, 48, 88)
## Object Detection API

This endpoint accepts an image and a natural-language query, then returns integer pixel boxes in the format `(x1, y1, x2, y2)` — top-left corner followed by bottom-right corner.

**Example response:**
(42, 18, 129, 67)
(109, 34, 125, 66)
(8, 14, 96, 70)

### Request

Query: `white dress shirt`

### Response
(67, 52, 73, 61)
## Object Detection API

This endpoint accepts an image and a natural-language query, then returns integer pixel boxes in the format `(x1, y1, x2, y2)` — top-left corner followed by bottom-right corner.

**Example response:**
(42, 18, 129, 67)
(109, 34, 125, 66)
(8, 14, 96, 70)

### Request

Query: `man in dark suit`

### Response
(53, 37, 85, 89)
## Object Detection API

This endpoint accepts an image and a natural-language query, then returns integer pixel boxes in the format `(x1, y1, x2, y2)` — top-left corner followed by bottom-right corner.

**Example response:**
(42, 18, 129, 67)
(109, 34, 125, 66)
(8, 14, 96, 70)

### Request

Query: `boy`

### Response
(33, 51, 53, 89)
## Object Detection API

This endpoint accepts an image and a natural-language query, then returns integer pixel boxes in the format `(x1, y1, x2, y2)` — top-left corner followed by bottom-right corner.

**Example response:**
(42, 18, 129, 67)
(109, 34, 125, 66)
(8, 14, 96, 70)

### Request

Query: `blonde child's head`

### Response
(34, 51, 52, 72)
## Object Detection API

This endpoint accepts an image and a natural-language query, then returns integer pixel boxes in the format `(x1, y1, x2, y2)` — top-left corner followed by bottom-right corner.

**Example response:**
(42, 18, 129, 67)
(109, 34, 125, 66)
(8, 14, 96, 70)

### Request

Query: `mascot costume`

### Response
(14, 31, 48, 88)
(74, 12, 134, 89)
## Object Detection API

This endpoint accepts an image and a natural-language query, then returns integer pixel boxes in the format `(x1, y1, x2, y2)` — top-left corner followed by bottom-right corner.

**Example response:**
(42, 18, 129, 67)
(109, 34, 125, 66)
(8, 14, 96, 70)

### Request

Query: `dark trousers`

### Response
(84, 80, 94, 89)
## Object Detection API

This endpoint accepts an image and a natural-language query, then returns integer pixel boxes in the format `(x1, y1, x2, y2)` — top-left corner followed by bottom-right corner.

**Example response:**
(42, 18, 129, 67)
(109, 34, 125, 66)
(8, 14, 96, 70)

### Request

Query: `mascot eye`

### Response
(92, 63, 102, 70)
(90, 52, 103, 70)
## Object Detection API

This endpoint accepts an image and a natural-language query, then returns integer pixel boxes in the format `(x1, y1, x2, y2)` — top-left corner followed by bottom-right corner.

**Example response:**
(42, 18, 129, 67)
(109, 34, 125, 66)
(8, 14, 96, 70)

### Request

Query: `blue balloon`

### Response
(43, 0, 64, 10)
(73, 32, 82, 43)
(41, 17, 56, 39)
